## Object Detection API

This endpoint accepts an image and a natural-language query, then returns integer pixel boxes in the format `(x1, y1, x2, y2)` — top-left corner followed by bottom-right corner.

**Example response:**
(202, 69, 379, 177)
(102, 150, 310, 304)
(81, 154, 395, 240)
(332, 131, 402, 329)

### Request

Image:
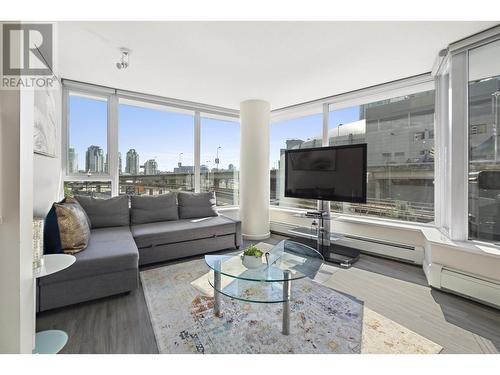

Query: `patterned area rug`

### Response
(140, 249, 442, 354)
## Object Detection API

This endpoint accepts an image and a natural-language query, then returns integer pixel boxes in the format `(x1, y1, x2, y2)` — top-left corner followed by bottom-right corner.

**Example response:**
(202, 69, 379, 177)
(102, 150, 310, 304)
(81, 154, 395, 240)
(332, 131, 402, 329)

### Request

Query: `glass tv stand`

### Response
(289, 211, 360, 267)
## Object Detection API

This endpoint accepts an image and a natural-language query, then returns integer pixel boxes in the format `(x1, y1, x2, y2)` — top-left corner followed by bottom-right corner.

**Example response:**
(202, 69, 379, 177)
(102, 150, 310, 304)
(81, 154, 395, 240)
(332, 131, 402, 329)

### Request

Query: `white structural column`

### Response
(239, 99, 271, 240)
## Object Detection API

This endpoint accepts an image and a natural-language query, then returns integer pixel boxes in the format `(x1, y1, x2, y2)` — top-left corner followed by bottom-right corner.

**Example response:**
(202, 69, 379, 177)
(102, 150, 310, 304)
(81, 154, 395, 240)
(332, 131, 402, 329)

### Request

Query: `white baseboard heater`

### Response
(270, 221, 424, 265)
(334, 235, 424, 265)
(439, 266, 500, 309)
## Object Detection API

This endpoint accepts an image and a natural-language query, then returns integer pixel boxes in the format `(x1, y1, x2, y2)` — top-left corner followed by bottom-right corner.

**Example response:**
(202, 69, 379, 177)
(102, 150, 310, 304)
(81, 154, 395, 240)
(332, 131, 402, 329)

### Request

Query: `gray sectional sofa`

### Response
(37, 192, 241, 312)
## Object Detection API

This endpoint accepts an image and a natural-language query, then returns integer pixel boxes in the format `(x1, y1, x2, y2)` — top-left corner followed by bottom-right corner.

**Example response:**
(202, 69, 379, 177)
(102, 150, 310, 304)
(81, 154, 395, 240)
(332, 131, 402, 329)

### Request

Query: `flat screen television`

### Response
(284, 144, 367, 203)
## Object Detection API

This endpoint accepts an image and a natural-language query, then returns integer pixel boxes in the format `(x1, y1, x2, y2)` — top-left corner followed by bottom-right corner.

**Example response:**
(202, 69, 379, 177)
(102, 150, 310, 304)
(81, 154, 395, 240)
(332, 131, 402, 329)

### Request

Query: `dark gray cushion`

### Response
(177, 191, 217, 219)
(39, 226, 139, 285)
(130, 193, 178, 225)
(131, 216, 238, 248)
(75, 195, 129, 229)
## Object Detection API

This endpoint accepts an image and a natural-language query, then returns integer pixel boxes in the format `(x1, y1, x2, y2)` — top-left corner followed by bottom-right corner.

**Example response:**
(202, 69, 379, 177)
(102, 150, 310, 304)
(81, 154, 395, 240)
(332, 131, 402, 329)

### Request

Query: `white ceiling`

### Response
(58, 21, 498, 110)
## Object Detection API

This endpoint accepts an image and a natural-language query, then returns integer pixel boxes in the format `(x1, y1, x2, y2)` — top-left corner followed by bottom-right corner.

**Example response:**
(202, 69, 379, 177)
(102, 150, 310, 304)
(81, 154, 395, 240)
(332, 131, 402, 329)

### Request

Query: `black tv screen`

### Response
(284, 144, 367, 203)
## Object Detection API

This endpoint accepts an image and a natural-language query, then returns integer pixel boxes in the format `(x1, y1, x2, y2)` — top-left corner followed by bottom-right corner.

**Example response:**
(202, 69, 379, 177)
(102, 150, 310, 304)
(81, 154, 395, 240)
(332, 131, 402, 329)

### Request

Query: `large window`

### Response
(329, 90, 435, 223)
(468, 40, 500, 242)
(200, 116, 240, 206)
(118, 100, 195, 195)
(270, 113, 322, 209)
(67, 93, 108, 176)
(64, 84, 239, 202)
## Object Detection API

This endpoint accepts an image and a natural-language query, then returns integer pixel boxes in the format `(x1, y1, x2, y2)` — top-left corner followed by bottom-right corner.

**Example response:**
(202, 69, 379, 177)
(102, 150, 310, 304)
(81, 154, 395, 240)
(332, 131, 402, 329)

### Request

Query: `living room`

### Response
(1, 1, 500, 372)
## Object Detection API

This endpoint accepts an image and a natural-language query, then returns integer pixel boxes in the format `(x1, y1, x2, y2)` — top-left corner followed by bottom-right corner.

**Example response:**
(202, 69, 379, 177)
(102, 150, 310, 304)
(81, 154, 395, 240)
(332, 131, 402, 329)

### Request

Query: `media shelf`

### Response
(288, 212, 360, 268)
(287, 226, 344, 242)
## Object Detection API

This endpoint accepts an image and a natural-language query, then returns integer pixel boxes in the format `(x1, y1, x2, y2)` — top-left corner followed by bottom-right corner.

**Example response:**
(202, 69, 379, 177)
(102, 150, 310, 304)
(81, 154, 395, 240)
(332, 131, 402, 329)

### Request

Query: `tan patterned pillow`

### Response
(54, 200, 90, 254)
(65, 196, 91, 228)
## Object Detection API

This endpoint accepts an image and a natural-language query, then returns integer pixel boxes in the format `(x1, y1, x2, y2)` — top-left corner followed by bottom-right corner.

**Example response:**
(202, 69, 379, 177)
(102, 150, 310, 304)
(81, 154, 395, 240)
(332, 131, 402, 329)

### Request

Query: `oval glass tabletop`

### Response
(204, 240, 324, 282)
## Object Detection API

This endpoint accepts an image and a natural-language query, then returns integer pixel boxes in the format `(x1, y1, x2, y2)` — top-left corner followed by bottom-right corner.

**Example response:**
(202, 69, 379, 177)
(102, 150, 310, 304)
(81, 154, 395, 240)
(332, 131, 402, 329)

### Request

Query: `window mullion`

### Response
(194, 111, 201, 193)
(108, 93, 119, 196)
(449, 51, 470, 241)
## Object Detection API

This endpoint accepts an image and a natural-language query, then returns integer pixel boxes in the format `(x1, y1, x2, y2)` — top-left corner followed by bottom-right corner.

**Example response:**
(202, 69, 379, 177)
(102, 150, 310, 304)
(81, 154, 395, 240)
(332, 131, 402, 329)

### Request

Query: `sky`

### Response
(69, 95, 360, 173)
(69, 96, 239, 172)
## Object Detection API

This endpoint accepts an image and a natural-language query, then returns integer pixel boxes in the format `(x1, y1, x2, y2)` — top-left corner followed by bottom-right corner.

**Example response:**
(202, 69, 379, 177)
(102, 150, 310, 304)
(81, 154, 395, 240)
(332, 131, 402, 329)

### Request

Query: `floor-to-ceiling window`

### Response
(468, 39, 500, 241)
(328, 90, 435, 223)
(63, 82, 238, 201)
(270, 112, 323, 209)
(67, 93, 108, 176)
(118, 100, 195, 195)
(200, 116, 240, 206)
(64, 91, 112, 197)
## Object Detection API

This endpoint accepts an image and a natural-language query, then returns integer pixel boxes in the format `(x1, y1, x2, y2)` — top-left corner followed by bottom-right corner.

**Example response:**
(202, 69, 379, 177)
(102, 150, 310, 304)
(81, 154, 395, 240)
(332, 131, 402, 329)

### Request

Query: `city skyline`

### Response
(69, 144, 238, 175)
(69, 96, 241, 173)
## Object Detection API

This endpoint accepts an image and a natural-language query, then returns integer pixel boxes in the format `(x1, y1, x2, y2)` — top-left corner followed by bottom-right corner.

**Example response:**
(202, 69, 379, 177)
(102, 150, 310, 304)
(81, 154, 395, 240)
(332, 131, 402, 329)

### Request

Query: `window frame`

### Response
(199, 113, 241, 206)
(461, 37, 500, 243)
(443, 28, 500, 242)
(117, 97, 197, 195)
(269, 110, 325, 210)
(62, 80, 239, 204)
(269, 74, 436, 223)
(62, 84, 115, 185)
(326, 78, 436, 224)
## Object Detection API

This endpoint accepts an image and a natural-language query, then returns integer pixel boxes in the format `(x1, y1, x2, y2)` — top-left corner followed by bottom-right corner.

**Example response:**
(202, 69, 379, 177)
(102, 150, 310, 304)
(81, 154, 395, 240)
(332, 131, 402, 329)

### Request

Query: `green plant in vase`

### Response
(241, 245, 264, 269)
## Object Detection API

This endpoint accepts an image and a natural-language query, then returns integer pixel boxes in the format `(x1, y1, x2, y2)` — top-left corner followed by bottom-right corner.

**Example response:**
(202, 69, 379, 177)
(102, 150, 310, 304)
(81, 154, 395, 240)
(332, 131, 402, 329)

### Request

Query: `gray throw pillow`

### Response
(74, 195, 130, 229)
(130, 193, 178, 225)
(178, 191, 218, 219)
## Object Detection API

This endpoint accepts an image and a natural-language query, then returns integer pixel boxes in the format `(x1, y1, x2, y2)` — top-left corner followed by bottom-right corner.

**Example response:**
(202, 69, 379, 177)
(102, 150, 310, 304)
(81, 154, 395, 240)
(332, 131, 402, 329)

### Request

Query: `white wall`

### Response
(33, 84, 63, 217)
(0, 87, 35, 353)
(0, 21, 60, 353)
(34, 22, 62, 217)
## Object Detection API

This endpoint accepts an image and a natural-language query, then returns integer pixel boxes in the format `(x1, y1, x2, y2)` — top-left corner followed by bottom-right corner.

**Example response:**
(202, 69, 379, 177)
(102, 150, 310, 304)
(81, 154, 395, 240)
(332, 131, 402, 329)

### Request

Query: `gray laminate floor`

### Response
(36, 234, 500, 354)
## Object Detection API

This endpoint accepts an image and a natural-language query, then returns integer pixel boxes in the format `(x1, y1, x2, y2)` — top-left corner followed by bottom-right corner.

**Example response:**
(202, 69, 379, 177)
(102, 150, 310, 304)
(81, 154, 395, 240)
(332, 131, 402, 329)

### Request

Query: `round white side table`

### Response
(33, 254, 75, 354)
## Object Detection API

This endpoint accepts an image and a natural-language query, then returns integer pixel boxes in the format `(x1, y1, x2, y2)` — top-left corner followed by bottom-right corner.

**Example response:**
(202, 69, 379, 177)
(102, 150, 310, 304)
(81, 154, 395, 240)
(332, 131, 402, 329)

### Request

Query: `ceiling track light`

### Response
(116, 47, 130, 70)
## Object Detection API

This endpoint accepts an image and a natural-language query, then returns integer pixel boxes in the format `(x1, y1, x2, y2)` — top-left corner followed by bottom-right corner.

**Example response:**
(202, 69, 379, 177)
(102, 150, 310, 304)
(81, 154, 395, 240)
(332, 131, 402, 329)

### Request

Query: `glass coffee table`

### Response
(205, 240, 324, 335)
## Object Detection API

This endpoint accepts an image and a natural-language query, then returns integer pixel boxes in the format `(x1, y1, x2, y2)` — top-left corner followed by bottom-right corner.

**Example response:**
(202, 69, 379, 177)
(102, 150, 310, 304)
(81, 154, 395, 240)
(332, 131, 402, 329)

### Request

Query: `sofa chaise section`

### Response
(131, 215, 241, 265)
(38, 226, 139, 311)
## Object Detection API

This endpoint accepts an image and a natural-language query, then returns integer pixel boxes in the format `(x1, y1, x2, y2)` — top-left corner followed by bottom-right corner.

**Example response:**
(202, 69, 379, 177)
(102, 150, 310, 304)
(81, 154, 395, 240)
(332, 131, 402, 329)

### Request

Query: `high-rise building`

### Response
(104, 153, 109, 174)
(68, 147, 78, 173)
(125, 149, 140, 175)
(144, 159, 158, 175)
(118, 152, 122, 175)
(85, 145, 104, 173)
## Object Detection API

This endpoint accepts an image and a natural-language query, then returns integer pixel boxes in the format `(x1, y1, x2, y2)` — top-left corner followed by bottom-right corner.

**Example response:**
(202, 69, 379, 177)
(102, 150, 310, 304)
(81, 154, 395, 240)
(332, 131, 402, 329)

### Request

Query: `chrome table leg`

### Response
(282, 270, 291, 335)
(214, 268, 221, 317)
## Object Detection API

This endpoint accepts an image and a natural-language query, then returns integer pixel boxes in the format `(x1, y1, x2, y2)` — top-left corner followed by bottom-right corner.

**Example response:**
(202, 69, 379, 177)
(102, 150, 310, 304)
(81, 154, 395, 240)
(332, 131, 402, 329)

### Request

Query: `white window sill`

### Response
(269, 205, 436, 232)
(428, 236, 500, 259)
